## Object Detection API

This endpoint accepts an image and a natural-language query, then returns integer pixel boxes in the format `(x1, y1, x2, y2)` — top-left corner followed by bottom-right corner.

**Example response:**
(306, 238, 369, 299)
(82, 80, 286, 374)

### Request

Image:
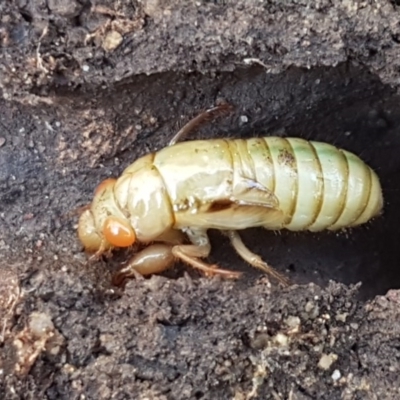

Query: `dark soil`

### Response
(1, 1, 400, 399)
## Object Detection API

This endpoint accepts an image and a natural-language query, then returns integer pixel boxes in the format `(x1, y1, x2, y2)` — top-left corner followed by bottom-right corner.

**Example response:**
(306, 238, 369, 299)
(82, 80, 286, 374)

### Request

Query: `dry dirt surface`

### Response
(1, 1, 400, 399)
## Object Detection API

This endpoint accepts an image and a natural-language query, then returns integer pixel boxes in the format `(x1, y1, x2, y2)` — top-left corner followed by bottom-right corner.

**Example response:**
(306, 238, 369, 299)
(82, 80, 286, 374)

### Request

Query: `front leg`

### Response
(88, 239, 113, 263)
(112, 229, 186, 286)
(172, 228, 242, 279)
(112, 243, 175, 286)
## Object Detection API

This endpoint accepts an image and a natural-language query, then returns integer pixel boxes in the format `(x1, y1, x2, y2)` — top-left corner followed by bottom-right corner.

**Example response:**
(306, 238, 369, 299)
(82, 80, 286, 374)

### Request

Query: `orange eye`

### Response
(103, 216, 136, 247)
(94, 178, 117, 195)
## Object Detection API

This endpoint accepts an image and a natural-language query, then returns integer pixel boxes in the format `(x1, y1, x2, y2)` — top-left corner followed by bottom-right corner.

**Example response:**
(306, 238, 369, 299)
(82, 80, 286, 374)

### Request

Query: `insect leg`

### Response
(169, 103, 235, 146)
(171, 228, 242, 278)
(223, 230, 291, 287)
(87, 239, 112, 262)
(112, 244, 176, 286)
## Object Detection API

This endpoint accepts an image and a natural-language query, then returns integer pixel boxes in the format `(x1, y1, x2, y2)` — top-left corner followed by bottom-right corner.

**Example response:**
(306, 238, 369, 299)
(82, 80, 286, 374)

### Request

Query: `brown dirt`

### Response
(1, 1, 400, 399)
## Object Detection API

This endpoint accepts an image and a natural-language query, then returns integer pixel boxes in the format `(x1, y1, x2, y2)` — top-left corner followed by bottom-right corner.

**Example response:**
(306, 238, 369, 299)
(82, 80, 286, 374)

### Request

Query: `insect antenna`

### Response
(169, 102, 235, 145)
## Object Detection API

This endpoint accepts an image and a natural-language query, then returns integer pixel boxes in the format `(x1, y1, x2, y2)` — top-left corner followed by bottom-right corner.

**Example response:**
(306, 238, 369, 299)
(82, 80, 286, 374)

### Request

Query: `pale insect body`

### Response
(78, 105, 383, 286)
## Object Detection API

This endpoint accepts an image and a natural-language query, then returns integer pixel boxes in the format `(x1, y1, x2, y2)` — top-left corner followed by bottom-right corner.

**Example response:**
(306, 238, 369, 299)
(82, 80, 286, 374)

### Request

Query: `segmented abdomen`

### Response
(229, 137, 383, 232)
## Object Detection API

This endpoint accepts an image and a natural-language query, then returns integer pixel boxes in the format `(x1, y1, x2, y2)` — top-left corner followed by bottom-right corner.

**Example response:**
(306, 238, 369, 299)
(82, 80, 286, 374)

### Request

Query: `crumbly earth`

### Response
(2, 0, 400, 102)
(1, 1, 400, 399)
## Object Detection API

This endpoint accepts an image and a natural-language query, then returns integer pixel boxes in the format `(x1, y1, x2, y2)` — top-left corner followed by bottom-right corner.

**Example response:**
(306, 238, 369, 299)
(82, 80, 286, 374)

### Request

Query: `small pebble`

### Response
(318, 353, 338, 370)
(273, 332, 289, 347)
(239, 115, 249, 124)
(285, 316, 300, 328)
(332, 369, 341, 381)
(102, 30, 123, 51)
(336, 313, 348, 323)
(29, 312, 54, 338)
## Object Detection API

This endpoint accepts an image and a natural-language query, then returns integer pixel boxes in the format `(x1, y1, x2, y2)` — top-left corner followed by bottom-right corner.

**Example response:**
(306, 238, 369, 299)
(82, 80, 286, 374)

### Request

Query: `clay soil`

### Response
(1, 1, 400, 399)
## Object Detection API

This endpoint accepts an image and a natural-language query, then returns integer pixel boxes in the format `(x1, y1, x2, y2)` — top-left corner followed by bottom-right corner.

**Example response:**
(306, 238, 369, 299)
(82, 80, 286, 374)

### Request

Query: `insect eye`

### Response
(94, 178, 117, 195)
(103, 216, 136, 247)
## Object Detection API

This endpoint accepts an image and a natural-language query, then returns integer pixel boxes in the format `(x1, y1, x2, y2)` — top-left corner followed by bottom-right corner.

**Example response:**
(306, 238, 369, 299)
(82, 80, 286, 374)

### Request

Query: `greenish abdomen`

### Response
(244, 136, 383, 231)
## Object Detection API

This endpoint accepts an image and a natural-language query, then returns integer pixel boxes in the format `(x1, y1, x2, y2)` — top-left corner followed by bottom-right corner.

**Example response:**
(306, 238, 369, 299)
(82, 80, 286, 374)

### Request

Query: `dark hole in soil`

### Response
(2, 64, 399, 301)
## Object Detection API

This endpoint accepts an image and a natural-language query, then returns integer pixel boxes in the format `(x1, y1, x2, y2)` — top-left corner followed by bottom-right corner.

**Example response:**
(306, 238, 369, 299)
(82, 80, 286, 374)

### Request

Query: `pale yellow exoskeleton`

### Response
(77, 104, 384, 287)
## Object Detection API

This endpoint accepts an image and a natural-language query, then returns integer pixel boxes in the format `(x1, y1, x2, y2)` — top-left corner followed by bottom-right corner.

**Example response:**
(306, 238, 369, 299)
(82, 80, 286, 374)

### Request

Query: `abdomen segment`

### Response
(243, 137, 383, 231)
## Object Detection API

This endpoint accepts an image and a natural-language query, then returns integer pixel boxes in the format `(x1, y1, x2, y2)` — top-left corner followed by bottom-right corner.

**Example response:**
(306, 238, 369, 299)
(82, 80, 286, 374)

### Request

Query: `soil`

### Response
(1, 1, 400, 399)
